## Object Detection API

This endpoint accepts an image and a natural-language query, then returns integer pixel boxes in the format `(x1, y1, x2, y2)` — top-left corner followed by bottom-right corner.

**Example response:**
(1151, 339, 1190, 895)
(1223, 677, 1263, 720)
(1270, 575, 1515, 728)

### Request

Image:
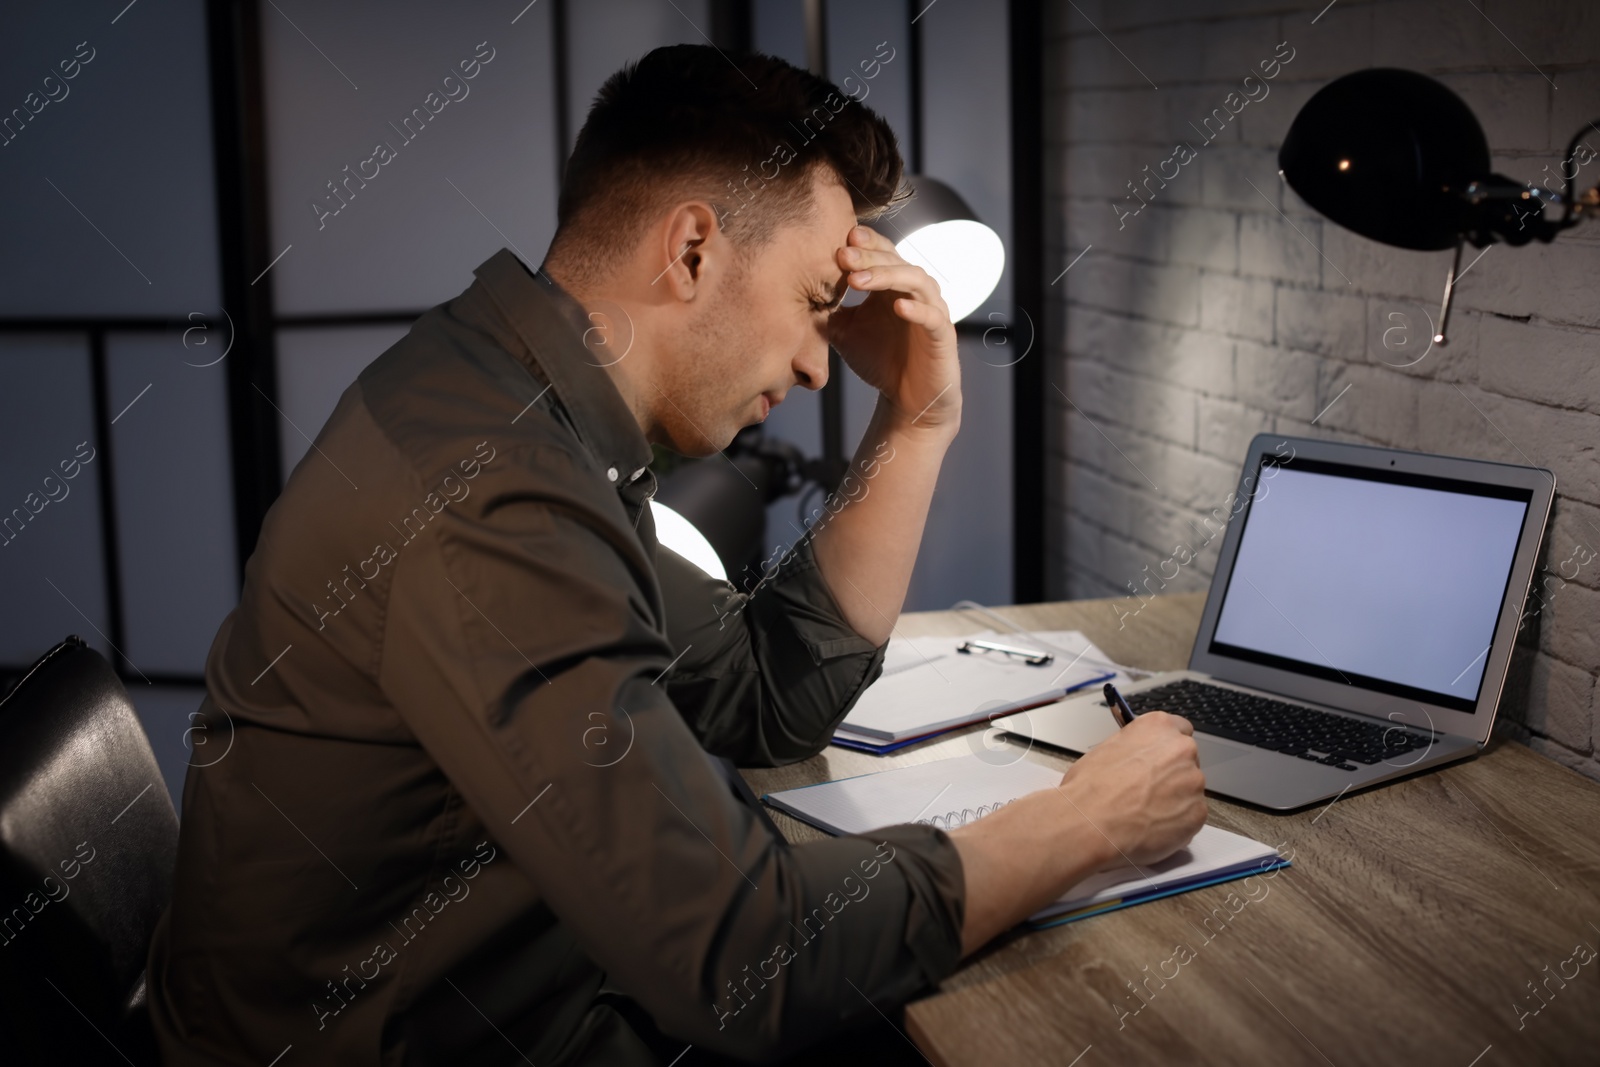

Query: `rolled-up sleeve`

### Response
(376, 443, 966, 1061)
(654, 530, 889, 768)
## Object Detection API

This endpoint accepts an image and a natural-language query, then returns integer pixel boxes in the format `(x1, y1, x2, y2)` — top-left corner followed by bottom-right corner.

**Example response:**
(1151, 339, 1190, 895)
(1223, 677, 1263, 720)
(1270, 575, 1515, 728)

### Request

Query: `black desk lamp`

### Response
(1278, 68, 1599, 344)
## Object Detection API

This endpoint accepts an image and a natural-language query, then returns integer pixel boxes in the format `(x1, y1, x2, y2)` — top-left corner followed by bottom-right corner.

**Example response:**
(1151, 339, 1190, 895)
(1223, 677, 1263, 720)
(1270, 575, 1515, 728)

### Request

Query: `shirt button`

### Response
(606, 467, 618, 482)
(630, 466, 647, 482)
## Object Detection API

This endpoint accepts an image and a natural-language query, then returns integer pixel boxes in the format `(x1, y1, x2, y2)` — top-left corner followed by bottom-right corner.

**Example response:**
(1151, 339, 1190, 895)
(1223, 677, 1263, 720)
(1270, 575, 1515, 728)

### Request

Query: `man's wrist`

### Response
(875, 392, 961, 446)
(1046, 778, 1121, 874)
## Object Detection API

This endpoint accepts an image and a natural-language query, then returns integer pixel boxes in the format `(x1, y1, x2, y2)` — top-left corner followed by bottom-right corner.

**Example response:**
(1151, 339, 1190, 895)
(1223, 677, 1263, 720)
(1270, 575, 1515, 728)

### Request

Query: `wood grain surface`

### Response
(742, 593, 1600, 1066)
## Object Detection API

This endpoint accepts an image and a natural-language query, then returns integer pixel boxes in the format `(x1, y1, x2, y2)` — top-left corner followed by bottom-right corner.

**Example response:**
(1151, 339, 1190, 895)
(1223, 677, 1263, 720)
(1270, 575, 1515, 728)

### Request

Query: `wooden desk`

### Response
(743, 593, 1600, 1066)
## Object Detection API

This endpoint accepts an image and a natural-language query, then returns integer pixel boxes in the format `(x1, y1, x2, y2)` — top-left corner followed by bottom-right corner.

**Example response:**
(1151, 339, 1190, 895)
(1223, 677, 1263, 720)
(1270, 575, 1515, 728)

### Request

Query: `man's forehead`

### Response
(792, 175, 858, 268)
(810, 173, 858, 236)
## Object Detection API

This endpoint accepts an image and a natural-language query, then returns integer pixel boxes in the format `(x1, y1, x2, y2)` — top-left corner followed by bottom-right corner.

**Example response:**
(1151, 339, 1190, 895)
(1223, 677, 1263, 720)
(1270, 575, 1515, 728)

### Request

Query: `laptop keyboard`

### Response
(1120, 679, 1437, 773)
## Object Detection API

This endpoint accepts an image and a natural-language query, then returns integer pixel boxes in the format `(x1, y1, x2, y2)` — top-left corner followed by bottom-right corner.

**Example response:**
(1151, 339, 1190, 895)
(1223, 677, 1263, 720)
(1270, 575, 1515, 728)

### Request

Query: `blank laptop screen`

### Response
(1209, 456, 1531, 713)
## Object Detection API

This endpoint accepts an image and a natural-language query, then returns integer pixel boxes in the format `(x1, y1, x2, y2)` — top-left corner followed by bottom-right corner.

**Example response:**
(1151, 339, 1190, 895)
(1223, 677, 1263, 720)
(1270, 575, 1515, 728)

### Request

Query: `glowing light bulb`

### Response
(894, 220, 1006, 323)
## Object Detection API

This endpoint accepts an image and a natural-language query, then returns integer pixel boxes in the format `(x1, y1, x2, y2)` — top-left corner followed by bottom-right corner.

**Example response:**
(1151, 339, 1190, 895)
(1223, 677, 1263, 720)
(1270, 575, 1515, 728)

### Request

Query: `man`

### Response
(147, 45, 1205, 1065)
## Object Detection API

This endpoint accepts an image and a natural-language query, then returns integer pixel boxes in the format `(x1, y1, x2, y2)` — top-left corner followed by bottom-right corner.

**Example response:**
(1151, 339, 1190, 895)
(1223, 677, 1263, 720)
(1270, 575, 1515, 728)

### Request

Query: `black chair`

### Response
(0, 636, 179, 1066)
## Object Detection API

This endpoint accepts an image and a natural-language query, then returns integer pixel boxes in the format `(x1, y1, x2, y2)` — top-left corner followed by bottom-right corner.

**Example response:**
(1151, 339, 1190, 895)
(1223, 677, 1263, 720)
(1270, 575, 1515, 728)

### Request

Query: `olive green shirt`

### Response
(146, 248, 967, 1065)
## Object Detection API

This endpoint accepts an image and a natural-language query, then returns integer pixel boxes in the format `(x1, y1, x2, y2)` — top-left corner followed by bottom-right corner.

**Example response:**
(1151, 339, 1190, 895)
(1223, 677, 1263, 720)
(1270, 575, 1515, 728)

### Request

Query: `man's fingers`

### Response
(847, 223, 897, 253)
(889, 296, 945, 331)
(847, 263, 948, 314)
(839, 245, 907, 272)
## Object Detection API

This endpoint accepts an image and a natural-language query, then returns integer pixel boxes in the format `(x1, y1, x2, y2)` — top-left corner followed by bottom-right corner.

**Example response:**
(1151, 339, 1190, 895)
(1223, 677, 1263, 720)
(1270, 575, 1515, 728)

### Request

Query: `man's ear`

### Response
(657, 200, 724, 299)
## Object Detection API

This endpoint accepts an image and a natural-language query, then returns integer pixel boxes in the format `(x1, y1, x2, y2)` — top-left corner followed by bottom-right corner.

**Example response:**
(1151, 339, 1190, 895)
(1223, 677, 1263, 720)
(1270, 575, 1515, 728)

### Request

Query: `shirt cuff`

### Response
(761, 534, 887, 665)
(859, 822, 968, 992)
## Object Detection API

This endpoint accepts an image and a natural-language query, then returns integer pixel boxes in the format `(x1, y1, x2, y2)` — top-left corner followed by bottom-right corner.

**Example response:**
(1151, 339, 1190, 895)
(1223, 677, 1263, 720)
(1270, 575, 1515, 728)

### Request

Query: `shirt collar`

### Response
(472, 248, 654, 487)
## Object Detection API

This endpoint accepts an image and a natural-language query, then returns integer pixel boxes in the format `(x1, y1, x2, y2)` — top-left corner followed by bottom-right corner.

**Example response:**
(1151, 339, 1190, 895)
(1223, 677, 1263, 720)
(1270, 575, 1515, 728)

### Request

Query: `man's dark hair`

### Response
(548, 44, 907, 285)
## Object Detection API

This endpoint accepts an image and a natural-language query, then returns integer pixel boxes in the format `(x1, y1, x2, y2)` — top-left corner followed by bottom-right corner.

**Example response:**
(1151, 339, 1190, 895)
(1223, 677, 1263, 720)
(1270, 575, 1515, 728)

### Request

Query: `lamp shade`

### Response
(888, 175, 1005, 322)
(1278, 68, 1490, 251)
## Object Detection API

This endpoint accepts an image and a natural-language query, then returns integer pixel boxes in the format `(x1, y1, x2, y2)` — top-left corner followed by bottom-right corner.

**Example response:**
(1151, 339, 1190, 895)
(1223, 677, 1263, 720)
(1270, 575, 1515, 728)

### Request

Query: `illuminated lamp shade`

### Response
(650, 499, 727, 581)
(889, 175, 1005, 323)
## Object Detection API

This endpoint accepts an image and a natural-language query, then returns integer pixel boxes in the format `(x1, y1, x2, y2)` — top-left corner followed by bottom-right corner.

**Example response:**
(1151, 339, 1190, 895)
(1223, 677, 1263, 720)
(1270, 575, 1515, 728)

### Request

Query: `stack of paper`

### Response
(763, 754, 1287, 927)
(832, 629, 1120, 754)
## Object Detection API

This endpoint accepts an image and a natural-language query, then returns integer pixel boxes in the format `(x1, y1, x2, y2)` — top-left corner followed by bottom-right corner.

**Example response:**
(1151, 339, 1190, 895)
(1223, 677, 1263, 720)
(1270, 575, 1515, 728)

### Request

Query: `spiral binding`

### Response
(917, 798, 1014, 829)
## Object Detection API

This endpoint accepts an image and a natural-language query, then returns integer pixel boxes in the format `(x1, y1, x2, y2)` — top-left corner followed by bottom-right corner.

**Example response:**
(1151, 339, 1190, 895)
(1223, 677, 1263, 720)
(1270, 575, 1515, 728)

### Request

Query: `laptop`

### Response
(995, 433, 1554, 811)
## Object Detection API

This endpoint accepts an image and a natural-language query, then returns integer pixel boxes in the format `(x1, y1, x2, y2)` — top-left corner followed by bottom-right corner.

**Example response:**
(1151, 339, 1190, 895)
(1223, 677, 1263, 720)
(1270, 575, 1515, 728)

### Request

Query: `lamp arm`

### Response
(1433, 237, 1463, 347)
(1462, 175, 1577, 247)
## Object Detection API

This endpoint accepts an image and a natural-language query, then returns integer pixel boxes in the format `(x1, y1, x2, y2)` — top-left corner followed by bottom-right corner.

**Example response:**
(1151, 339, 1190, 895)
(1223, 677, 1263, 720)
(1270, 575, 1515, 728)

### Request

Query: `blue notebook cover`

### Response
(1028, 859, 1292, 928)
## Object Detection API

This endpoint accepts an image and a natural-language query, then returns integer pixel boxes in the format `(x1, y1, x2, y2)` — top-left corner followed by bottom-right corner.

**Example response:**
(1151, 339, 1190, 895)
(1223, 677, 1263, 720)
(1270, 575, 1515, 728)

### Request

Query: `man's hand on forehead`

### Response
(826, 224, 961, 433)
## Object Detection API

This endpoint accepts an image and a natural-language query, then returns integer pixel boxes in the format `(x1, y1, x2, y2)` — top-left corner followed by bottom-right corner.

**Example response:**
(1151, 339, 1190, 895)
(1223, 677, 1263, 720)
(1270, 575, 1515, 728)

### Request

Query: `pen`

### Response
(1104, 682, 1138, 728)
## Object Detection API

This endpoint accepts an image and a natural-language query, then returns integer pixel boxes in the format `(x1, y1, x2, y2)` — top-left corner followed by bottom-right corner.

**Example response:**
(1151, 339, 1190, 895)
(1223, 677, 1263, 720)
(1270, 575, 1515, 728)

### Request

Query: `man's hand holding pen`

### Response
(944, 682, 1211, 953)
(1052, 682, 1209, 868)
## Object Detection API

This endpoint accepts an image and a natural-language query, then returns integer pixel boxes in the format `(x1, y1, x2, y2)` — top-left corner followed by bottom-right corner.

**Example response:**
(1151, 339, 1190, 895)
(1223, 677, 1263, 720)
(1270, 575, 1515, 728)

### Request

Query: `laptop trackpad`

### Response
(1195, 736, 1253, 768)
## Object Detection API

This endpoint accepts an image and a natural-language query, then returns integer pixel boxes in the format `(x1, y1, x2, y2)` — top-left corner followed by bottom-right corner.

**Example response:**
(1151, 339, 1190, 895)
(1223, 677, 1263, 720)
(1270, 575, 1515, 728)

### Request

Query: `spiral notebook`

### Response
(761, 754, 1288, 927)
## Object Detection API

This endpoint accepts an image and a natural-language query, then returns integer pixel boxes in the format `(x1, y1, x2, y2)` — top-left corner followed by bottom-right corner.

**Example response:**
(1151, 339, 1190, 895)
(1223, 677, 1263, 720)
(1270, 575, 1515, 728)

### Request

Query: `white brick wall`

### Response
(1045, 0, 1600, 780)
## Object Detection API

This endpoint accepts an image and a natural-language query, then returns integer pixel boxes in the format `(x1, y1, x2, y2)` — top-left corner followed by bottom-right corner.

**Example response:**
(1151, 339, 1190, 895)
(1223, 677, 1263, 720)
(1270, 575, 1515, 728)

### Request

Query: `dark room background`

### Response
(0, 0, 1025, 811)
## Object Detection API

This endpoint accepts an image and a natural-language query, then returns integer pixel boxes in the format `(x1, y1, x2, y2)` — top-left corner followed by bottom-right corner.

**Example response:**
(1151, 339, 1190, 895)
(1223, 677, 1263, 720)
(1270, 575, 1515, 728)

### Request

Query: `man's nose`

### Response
(795, 338, 830, 391)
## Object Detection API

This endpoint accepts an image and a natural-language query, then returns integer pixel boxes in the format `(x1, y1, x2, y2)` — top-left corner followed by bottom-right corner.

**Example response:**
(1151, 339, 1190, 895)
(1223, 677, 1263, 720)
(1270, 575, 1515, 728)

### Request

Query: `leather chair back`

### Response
(0, 636, 179, 1065)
